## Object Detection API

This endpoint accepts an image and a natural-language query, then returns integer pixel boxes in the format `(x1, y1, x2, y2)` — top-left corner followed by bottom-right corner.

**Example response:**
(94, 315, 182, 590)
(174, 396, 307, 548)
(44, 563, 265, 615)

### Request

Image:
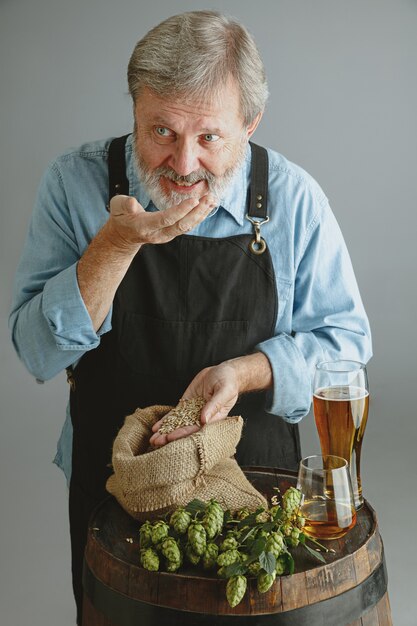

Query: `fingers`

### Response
(109, 195, 144, 217)
(146, 193, 216, 241)
(149, 423, 201, 447)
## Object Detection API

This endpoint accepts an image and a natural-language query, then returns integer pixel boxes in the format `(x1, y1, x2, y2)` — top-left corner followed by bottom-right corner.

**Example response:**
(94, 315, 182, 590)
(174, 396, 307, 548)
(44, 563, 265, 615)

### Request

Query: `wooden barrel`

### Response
(82, 469, 392, 626)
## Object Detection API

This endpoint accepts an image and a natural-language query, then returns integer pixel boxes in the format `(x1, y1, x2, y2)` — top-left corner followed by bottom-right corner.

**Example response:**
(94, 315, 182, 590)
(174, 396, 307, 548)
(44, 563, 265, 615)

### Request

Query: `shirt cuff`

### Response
(255, 333, 311, 422)
(42, 262, 112, 349)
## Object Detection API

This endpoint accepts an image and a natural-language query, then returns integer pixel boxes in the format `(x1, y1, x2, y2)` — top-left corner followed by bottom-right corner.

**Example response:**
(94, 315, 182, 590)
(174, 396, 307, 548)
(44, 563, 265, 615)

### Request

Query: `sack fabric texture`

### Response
(106, 405, 267, 520)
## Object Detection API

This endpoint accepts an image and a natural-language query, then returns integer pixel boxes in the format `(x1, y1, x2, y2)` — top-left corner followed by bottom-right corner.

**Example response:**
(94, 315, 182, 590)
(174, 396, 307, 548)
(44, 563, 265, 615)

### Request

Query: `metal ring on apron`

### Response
(246, 215, 270, 255)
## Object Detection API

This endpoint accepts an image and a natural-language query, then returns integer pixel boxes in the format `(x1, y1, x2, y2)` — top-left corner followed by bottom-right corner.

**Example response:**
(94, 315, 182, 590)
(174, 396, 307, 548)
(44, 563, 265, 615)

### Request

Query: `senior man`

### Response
(10, 10, 371, 623)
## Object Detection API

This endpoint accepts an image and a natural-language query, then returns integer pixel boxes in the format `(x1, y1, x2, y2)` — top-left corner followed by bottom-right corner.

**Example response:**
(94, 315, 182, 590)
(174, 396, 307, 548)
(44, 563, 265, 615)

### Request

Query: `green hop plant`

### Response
(139, 520, 153, 549)
(257, 569, 276, 593)
(217, 549, 240, 567)
(282, 487, 302, 515)
(166, 558, 182, 573)
(226, 575, 247, 608)
(185, 542, 200, 565)
(202, 510, 219, 540)
(275, 555, 287, 576)
(160, 537, 181, 563)
(151, 520, 169, 545)
(140, 547, 159, 572)
(236, 507, 250, 521)
(281, 521, 293, 537)
(265, 531, 285, 557)
(169, 508, 191, 534)
(255, 509, 270, 524)
(202, 543, 219, 569)
(295, 514, 306, 529)
(286, 527, 301, 547)
(269, 504, 282, 519)
(220, 535, 239, 552)
(248, 561, 261, 576)
(188, 522, 207, 556)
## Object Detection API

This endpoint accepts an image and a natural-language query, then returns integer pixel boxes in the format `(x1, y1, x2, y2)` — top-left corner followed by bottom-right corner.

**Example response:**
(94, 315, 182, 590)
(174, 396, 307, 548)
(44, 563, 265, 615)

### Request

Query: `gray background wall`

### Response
(1, 0, 416, 624)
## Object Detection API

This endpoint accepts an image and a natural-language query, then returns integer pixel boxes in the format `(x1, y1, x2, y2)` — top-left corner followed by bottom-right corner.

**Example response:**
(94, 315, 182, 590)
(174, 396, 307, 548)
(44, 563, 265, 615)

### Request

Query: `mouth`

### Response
(162, 177, 207, 194)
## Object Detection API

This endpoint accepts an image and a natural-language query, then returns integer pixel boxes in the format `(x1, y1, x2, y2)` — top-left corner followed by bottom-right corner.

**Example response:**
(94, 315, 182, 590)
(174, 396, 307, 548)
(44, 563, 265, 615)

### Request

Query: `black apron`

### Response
(68, 136, 301, 623)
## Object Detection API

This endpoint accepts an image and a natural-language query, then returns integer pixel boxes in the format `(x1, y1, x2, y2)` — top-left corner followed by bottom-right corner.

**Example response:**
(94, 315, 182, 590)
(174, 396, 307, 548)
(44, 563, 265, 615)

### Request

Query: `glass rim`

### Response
(316, 359, 366, 373)
(300, 454, 349, 472)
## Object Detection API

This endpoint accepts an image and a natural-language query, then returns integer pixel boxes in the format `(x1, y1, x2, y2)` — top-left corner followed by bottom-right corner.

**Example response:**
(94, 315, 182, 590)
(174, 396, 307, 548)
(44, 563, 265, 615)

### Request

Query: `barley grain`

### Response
(158, 397, 206, 434)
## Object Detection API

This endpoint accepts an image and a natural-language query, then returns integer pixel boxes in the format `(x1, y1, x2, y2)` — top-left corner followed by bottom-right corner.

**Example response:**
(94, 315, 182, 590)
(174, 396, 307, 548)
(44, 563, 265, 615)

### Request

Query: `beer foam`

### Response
(313, 386, 369, 401)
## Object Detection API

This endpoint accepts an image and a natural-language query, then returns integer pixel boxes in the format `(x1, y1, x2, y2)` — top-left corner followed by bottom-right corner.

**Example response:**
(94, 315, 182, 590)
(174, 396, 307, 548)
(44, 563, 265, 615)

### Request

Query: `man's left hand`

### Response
(149, 353, 272, 447)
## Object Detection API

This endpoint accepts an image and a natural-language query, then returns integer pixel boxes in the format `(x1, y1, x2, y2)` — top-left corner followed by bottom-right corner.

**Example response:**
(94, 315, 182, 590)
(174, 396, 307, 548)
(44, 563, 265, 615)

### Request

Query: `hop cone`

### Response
(257, 569, 276, 593)
(140, 547, 159, 572)
(188, 522, 207, 556)
(281, 521, 293, 537)
(203, 500, 224, 538)
(202, 543, 219, 569)
(265, 531, 284, 557)
(269, 504, 283, 520)
(282, 487, 302, 515)
(226, 575, 247, 608)
(185, 542, 200, 565)
(248, 561, 261, 576)
(170, 508, 191, 535)
(286, 527, 301, 547)
(217, 549, 240, 567)
(220, 535, 239, 552)
(139, 521, 152, 549)
(160, 537, 181, 563)
(236, 507, 250, 521)
(166, 558, 181, 573)
(151, 520, 169, 545)
(255, 509, 270, 524)
(202, 511, 219, 540)
(275, 555, 287, 576)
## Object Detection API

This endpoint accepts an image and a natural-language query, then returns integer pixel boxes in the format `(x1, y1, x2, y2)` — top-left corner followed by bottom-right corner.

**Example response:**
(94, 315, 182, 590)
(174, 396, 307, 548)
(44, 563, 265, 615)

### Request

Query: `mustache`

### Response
(154, 166, 216, 185)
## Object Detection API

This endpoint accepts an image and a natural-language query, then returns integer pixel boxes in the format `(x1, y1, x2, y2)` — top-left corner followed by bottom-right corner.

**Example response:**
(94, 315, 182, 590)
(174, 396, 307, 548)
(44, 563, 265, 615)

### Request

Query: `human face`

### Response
(133, 80, 261, 211)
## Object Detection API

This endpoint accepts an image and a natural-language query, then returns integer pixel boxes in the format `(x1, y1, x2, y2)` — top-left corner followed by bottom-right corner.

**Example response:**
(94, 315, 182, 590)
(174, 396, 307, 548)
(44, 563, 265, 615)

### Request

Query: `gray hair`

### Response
(127, 10, 268, 126)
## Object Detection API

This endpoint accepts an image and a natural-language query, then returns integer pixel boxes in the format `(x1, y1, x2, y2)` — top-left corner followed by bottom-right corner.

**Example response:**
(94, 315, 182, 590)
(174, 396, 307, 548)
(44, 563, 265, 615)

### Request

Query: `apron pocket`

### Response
(117, 312, 249, 380)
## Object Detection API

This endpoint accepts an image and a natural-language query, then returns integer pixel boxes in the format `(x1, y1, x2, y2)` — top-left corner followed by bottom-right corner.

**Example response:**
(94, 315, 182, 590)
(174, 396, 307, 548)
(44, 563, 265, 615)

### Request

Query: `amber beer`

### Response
(313, 386, 369, 508)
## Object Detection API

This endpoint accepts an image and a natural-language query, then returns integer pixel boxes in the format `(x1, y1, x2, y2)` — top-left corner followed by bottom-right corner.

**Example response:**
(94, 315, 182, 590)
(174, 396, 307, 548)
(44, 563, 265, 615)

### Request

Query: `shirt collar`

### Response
(126, 134, 251, 226)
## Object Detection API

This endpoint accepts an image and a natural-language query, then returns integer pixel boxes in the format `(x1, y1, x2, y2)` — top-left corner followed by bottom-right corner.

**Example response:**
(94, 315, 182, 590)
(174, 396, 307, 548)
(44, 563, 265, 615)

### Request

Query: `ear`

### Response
(245, 111, 263, 139)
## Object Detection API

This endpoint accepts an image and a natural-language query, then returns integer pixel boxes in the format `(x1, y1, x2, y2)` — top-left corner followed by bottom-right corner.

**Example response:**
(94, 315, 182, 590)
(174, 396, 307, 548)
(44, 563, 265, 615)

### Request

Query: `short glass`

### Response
(297, 455, 357, 540)
(313, 360, 369, 509)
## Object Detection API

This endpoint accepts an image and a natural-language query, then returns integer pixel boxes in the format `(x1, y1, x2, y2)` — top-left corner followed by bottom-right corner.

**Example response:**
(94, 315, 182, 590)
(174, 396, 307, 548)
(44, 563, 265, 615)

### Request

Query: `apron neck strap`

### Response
(107, 134, 130, 209)
(248, 142, 269, 219)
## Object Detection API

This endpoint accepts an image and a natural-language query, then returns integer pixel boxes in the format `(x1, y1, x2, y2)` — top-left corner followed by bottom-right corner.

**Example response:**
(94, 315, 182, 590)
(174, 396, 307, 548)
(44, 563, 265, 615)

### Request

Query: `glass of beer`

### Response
(297, 454, 357, 540)
(313, 360, 369, 509)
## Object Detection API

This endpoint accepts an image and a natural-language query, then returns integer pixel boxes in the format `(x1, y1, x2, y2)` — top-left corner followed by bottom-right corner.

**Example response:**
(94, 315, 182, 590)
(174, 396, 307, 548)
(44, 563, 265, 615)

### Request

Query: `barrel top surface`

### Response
(89, 468, 377, 576)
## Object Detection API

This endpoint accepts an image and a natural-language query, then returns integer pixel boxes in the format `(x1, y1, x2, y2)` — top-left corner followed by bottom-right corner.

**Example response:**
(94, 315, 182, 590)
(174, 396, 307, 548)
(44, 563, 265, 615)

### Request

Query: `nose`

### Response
(168, 139, 200, 176)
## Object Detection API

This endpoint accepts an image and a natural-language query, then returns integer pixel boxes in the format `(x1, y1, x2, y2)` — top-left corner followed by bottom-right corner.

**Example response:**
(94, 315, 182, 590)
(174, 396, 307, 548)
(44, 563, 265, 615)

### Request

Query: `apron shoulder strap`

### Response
(107, 134, 131, 208)
(248, 142, 269, 219)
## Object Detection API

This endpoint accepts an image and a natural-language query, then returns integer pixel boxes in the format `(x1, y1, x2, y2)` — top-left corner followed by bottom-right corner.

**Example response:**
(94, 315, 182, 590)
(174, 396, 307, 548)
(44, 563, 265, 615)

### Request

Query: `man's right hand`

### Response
(104, 193, 217, 252)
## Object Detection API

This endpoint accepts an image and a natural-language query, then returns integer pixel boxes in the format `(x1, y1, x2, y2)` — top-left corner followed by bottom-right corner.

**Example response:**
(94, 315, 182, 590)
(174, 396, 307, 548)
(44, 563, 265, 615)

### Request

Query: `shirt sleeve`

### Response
(9, 161, 112, 381)
(255, 201, 372, 422)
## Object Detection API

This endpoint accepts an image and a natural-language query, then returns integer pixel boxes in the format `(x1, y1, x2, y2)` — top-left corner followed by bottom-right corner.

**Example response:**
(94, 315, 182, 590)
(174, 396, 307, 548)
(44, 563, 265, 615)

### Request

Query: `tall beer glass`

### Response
(313, 360, 369, 509)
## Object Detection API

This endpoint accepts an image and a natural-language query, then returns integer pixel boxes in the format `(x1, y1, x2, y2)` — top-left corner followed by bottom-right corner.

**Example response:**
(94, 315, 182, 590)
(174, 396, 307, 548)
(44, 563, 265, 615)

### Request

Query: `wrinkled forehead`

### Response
(134, 78, 244, 125)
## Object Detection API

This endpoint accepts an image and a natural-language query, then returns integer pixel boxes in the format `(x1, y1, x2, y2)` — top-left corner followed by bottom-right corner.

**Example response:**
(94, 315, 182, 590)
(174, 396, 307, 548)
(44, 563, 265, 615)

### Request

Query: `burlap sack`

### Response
(106, 405, 267, 520)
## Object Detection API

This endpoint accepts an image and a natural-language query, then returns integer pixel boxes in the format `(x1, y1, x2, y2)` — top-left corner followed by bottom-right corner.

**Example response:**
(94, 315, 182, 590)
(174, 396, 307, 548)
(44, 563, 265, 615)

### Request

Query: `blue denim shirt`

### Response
(9, 134, 372, 484)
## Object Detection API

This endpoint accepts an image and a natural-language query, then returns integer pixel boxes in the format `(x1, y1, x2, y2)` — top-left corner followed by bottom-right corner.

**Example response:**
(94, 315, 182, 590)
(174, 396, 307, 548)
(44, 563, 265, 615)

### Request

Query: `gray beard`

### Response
(133, 136, 247, 212)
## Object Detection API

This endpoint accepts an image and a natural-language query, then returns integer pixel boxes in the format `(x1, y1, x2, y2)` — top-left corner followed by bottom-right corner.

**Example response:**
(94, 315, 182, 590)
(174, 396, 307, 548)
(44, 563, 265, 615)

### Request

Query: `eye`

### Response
(202, 133, 220, 143)
(155, 126, 173, 137)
